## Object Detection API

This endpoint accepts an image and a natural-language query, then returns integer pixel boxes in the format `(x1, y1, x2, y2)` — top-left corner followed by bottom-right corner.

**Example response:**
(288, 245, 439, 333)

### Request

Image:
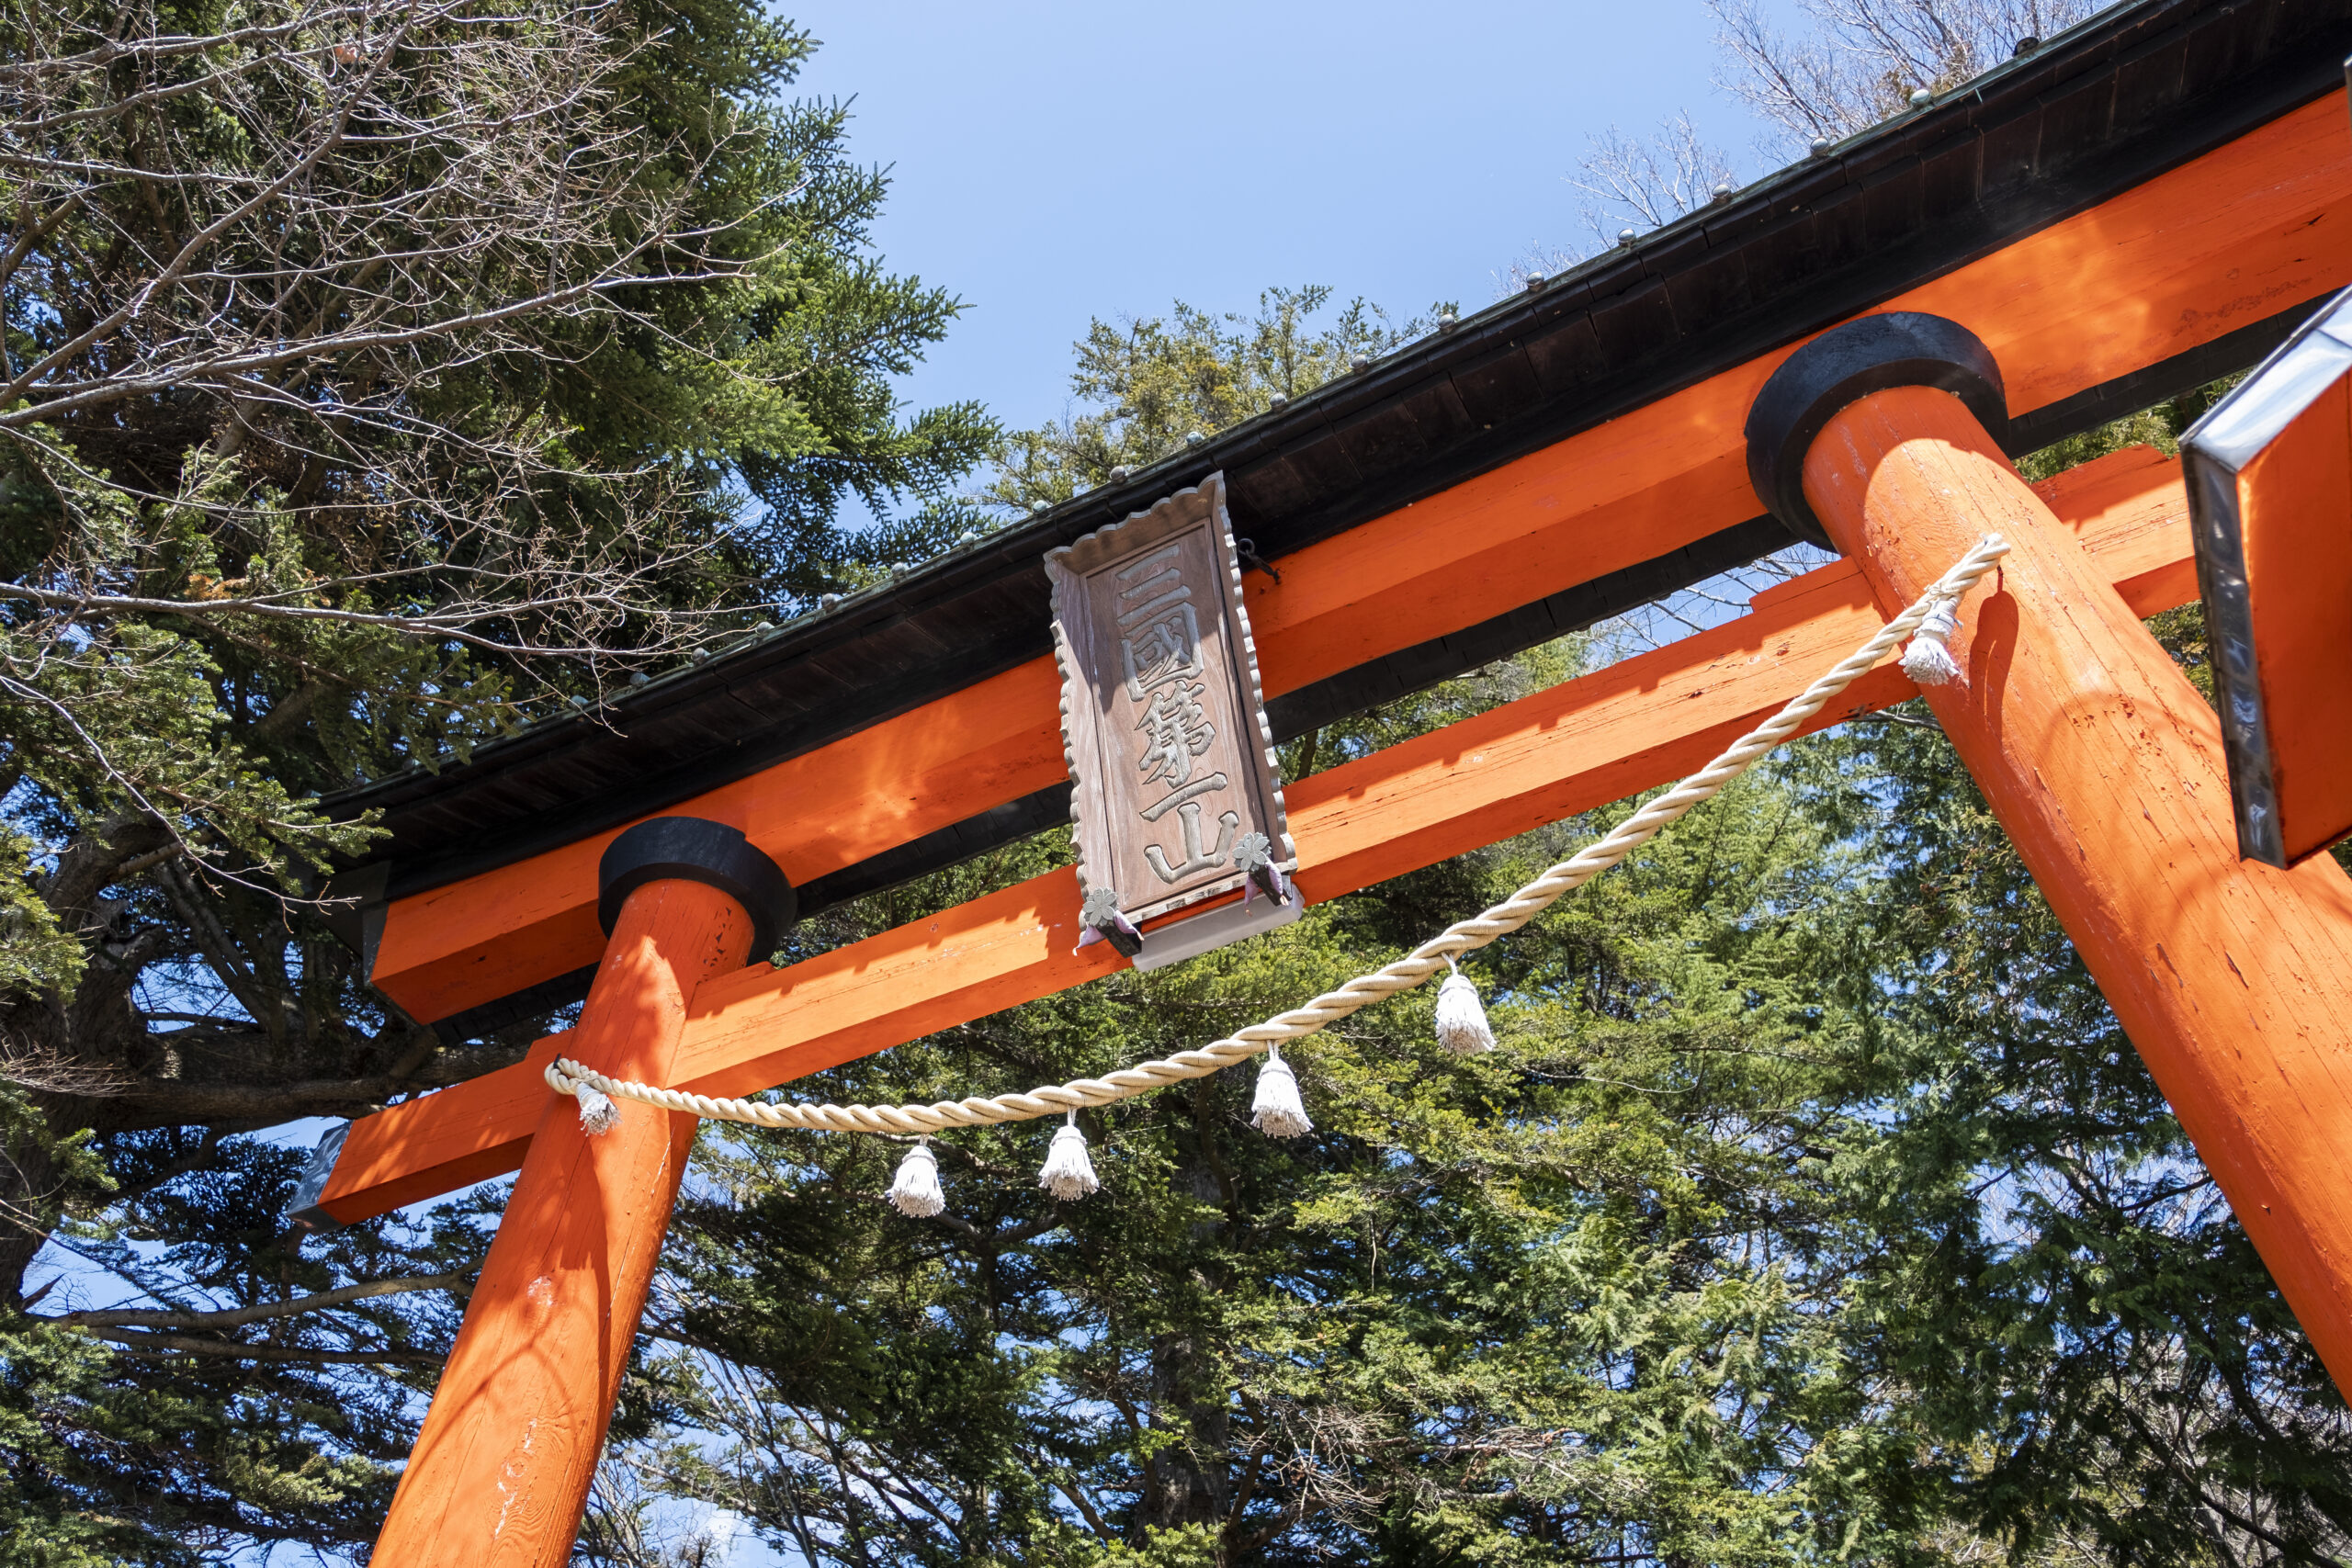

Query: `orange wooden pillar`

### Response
(1750, 314, 2352, 1387)
(372, 820, 791, 1564)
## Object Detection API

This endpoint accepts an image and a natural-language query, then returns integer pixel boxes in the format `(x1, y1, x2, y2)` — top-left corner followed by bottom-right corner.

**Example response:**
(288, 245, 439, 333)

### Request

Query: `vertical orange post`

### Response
(1797, 378, 2352, 1385)
(371, 872, 755, 1564)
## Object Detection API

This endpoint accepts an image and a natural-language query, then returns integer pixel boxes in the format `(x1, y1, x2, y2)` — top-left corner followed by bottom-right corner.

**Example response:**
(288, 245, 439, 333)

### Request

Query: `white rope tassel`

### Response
(888, 1138, 946, 1217)
(1251, 1045, 1313, 1138)
(1037, 1111, 1100, 1200)
(573, 1082, 619, 1134)
(543, 1052, 621, 1134)
(1901, 597, 1963, 686)
(1434, 956, 1496, 1055)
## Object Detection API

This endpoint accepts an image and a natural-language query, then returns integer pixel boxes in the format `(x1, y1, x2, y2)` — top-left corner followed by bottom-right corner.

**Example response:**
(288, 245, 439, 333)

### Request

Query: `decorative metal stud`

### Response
(1350, 351, 1371, 370)
(1909, 88, 1932, 107)
(1437, 310, 1457, 332)
(1810, 137, 1832, 158)
(1268, 393, 1289, 410)
(1522, 272, 1545, 292)
(1078, 886, 1144, 958)
(1618, 228, 1638, 248)
(1712, 182, 1735, 203)
(820, 592, 842, 610)
(1233, 831, 1290, 907)
(1185, 430, 1206, 446)
(1110, 465, 1131, 481)
(1031, 500, 1051, 515)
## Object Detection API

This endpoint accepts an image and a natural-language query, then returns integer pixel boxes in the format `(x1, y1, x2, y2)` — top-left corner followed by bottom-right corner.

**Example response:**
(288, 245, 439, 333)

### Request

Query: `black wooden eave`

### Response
(326, 0, 2352, 948)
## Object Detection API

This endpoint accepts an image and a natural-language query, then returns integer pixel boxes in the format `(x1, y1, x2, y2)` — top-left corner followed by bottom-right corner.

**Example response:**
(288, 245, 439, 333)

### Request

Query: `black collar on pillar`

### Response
(1745, 312, 2009, 548)
(597, 818, 797, 959)
(288, 816, 794, 1235)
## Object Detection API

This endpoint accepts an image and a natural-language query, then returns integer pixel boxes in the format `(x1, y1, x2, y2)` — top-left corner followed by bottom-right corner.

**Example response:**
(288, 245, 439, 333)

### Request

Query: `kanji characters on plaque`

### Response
(1045, 474, 1298, 968)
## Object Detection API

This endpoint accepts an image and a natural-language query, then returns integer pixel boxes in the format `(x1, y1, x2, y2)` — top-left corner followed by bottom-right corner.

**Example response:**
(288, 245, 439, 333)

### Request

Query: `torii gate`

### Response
(287, 1, 2352, 1557)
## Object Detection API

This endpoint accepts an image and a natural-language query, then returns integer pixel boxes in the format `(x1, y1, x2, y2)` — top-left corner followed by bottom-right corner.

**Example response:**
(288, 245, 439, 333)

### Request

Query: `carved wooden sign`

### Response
(1046, 472, 1298, 970)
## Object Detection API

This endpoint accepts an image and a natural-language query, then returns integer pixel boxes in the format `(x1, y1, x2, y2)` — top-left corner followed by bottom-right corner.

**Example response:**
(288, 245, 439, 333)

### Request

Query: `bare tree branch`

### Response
(0, 0, 795, 705)
(1569, 113, 1740, 244)
(73, 1326, 444, 1365)
(44, 1270, 469, 1330)
(1709, 0, 2094, 152)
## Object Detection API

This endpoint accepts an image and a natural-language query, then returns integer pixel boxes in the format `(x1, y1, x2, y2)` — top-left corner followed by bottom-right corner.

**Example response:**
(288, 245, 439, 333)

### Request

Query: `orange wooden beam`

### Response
(366, 93, 2352, 1026)
(316, 446, 2191, 1224)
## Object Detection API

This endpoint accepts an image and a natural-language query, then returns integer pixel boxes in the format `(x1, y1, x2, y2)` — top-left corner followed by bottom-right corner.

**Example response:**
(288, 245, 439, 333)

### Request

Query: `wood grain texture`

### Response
(369, 878, 753, 1567)
(316, 449, 2194, 1223)
(1803, 384, 2352, 1393)
(364, 95, 2351, 1025)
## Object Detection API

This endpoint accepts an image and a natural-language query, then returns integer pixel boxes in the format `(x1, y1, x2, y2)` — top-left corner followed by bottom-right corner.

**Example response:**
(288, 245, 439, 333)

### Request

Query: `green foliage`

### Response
(619, 691, 2351, 1565)
(0, 823, 81, 1000)
(1, 1127, 496, 1561)
(987, 286, 1453, 510)
(0, 0, 993, 1135)
(0, 1325, 166, 1568)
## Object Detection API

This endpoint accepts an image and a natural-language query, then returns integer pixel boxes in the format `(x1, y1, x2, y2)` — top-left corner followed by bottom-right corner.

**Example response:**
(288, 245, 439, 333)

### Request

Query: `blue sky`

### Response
(786, 0, 1784, 450)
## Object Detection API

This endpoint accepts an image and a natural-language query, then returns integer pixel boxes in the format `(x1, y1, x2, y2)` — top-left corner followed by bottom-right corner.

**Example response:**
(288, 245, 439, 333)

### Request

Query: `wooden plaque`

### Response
(1046, 473, 1296, 964)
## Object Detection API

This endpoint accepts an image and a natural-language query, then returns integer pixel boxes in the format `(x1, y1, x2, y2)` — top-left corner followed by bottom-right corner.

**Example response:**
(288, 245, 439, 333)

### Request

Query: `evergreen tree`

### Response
(0, 0, 990, 1553)
(985, 287, 1449, 513)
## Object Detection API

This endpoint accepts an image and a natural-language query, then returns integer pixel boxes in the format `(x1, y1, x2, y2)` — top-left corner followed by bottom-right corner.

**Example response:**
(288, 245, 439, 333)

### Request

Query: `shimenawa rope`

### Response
(547, 535, 2005, 1161)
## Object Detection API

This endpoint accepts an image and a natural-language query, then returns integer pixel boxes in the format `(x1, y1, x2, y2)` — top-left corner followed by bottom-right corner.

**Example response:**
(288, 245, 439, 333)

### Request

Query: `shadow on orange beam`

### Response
(314, 446, 2192, 1224)
(362, 93, 2350, 1027)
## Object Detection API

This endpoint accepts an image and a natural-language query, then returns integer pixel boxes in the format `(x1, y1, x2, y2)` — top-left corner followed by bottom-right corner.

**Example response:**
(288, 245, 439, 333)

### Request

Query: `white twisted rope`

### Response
(548, 535, 2007, 1137)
